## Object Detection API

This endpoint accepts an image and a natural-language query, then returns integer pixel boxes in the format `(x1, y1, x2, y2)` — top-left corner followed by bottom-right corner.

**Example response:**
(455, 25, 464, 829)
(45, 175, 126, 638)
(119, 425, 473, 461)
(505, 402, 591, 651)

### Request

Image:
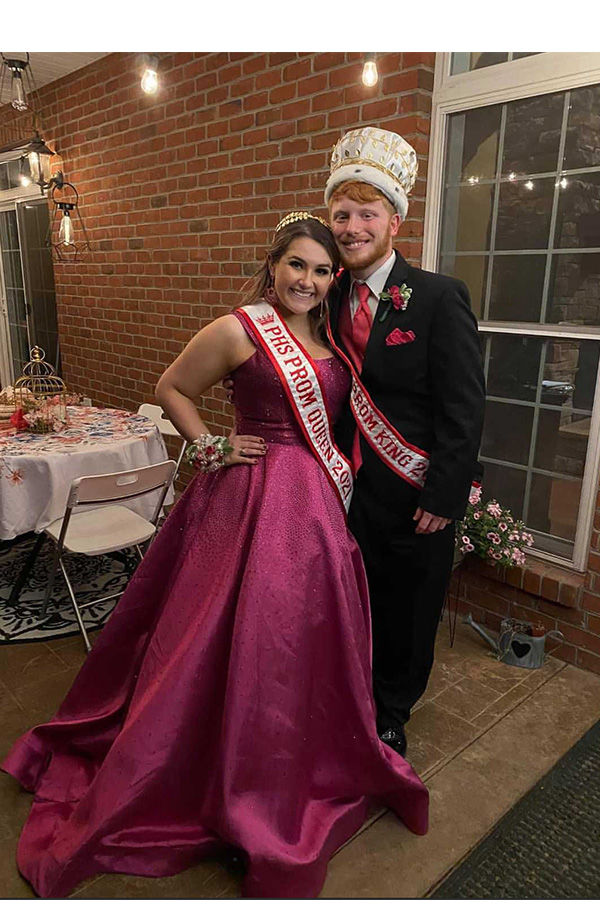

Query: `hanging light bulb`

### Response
(48, 175, 92, 262)
(11, 69, 27, 110)
(141, 55, 159, 94)
(1, 54, 32, 110)
(362, 53, 378, 87)
(58, 209, 74, 245)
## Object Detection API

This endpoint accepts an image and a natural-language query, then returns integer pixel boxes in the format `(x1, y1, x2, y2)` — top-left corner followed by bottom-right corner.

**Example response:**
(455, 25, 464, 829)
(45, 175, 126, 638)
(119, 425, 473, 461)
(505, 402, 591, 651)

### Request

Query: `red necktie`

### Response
(352, 282, 373, 359)
(350, 283, 372, 474)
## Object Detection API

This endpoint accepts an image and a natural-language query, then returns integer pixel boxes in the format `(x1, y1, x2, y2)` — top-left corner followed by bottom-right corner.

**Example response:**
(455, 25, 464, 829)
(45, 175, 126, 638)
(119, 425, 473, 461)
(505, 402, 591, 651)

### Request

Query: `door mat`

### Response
(431, 716, 600, 898)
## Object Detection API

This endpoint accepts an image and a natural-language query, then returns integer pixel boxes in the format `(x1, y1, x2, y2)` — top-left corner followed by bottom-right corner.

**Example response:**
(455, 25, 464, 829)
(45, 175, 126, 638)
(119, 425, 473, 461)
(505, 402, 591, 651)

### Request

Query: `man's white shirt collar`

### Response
(349, 251, 397, 320)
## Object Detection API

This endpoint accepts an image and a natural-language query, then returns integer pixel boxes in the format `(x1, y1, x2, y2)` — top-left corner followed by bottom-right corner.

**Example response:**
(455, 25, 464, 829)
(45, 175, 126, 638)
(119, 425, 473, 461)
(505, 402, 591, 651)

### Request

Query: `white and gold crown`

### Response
(324, 127, 418, 219)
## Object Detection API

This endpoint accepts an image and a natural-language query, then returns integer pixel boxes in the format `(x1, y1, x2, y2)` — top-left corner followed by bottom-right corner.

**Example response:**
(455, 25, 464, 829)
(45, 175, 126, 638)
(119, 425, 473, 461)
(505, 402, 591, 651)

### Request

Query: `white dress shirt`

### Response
(349, 251, 397, 322)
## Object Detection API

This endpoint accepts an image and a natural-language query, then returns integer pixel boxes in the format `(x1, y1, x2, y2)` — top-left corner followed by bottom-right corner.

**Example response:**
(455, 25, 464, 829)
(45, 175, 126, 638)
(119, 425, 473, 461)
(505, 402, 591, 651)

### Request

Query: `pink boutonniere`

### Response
(379, 283, 413, 322)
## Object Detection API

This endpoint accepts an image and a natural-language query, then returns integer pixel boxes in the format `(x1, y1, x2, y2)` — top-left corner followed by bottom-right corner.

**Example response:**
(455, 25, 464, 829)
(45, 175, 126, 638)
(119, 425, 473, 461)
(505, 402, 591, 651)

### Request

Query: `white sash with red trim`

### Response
(238, 302, 353, 513)
(326, 319, 481, 501)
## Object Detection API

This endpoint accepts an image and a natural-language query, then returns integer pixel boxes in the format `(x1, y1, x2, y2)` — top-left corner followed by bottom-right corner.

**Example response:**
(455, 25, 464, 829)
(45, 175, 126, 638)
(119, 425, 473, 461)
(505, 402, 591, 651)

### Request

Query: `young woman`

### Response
(2, 213, 428, 899)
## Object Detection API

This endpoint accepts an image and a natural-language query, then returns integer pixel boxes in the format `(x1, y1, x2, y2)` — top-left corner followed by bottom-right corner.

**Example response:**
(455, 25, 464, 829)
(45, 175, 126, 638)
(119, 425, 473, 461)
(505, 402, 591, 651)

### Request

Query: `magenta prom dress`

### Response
(2, 314, 428, 898)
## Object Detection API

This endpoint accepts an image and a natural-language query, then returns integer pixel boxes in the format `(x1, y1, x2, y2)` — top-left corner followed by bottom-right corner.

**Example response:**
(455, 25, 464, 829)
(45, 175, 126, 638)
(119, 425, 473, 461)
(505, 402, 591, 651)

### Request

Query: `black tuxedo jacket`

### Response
(330, 251, 486, 521)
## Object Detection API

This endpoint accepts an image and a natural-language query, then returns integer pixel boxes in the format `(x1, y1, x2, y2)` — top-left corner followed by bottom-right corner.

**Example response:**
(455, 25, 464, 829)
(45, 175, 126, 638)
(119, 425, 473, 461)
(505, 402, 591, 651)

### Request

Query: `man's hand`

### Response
(413, 507, 452, 535)
(222, 376, 234, 404)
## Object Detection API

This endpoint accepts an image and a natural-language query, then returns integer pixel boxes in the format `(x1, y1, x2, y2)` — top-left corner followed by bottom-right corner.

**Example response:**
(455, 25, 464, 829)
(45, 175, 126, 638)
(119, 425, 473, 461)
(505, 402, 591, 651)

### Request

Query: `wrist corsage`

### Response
(185, 434, 234, 473)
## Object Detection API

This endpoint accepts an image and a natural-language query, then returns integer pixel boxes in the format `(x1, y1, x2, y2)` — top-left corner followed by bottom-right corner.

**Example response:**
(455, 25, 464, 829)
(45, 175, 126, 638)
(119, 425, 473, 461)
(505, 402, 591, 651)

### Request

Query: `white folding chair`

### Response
(137, 403, 187, 482)
(41, 460, 177, 652)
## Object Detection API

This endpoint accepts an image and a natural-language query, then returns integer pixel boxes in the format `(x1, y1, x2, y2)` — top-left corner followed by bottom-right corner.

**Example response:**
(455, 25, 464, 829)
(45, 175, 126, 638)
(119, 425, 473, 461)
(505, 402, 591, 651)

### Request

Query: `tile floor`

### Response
(1, 616, 599, 898)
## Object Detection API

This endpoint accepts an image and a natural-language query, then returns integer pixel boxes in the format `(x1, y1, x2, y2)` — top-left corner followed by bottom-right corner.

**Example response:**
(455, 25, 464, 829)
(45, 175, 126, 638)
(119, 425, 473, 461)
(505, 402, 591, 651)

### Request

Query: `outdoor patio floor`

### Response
(1, 617, 600, 898)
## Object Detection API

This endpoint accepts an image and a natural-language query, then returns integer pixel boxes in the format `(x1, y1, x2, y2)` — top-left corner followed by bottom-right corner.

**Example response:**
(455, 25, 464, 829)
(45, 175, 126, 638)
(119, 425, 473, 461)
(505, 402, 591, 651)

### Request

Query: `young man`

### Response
(324, 127, 485, 756)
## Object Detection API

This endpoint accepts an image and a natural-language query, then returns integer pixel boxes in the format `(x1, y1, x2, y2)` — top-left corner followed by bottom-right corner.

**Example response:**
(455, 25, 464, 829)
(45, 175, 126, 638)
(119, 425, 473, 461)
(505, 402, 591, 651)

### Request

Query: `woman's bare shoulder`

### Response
(204, 312, 255, 366)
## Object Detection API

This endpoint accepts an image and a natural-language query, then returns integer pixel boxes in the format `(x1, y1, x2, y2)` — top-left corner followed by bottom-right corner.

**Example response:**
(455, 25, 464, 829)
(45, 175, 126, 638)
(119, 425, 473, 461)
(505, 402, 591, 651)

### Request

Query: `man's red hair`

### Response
(328, 180, 396, 217)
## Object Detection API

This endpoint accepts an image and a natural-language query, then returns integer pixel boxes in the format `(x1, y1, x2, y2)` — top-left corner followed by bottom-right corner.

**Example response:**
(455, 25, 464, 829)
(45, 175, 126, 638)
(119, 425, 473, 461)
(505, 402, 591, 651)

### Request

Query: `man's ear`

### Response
(390, 213, 401, 237)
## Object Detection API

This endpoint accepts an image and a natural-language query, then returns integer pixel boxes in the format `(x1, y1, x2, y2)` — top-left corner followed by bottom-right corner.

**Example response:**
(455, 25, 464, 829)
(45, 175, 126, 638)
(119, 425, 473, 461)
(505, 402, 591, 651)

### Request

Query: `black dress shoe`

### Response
(379, 726, 407, 757)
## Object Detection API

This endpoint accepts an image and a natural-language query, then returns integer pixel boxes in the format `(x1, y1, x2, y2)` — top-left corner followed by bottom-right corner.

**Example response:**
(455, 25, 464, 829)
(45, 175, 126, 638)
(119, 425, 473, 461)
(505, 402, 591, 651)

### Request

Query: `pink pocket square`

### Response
(386, 328, 416, 346)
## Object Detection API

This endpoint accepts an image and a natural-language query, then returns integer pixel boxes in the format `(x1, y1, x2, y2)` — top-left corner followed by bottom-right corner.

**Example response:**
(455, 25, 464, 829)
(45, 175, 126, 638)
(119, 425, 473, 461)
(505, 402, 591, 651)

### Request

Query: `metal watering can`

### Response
(464, 613, 564, 669)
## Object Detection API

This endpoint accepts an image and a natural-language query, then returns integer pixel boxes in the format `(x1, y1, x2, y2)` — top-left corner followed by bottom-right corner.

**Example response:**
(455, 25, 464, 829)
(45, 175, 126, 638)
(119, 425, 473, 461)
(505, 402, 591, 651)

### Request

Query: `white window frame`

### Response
(0, 147, 46, 387)
(423, 52, 600, 572)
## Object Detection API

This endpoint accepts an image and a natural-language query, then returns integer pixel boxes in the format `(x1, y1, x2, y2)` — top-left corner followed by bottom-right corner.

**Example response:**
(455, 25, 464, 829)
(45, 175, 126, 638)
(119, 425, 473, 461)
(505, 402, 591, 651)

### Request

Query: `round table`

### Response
(0, 406, 171, 541)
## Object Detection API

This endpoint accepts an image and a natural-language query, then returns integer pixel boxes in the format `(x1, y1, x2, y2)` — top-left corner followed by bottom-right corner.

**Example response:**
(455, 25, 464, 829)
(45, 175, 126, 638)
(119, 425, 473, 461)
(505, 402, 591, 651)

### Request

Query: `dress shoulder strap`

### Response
(232, 308, 262, 349)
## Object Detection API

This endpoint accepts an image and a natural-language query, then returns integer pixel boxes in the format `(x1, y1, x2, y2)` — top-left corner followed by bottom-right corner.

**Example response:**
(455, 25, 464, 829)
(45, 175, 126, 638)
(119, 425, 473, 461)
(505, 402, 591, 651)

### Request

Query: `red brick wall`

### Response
(8, 50, 434, 428)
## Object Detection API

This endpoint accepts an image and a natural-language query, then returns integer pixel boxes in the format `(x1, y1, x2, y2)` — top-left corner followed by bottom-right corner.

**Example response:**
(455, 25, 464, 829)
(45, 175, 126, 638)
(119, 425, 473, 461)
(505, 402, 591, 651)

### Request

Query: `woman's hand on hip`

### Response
(225, 432, 267, 466)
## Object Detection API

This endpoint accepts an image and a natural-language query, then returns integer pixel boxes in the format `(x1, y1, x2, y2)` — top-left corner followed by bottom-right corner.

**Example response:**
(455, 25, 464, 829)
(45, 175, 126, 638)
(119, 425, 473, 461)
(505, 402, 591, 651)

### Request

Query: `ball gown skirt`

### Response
(2, 318, 428, 898)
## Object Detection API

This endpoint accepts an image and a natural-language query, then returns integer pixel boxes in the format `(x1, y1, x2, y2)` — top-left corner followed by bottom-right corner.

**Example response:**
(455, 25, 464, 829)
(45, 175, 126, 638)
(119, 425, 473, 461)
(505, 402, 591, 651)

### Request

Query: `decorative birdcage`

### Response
(12, 346, 68, 433)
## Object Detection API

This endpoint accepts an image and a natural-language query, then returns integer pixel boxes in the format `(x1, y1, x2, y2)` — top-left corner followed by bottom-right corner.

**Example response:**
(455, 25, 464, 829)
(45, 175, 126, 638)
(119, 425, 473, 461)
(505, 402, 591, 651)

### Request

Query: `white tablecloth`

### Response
(0, 407, 173, 541)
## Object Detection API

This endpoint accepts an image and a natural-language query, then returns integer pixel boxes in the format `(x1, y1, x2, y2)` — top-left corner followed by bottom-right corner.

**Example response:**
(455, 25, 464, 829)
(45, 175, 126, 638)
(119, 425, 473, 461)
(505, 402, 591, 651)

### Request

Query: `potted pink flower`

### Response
(455, 492, 534, 568)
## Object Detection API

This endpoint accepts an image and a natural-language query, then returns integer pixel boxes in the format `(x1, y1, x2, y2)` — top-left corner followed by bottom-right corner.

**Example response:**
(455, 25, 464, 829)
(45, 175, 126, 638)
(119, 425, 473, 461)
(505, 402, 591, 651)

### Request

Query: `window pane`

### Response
(445, 106, 501, 183)
(7, 159, 21, 189)
(544, 338, 598, 411)
(496, 177, 556, 250)
(440, 255, 488, 319)
(481, 400, 533, 465)
(554, 172, 600, 250)
(547, 254, 600, 326)
(563, 84, 600, 170)
(488, 255, 546, 322)
(530, 472, 582, 543)
(502, 93, 563, 176)
(441, 183, 495, 253)
(486, 334, 542, 402)
(534, 410, 590, 478)
(478, 462, 526, 519)
(451, 53, 509, 75)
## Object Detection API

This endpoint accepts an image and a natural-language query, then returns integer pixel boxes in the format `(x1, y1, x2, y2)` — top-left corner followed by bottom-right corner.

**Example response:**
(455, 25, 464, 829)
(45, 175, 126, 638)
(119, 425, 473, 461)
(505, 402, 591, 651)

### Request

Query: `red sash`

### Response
(238, 303, 353, 514)
(327, 318, 481, 502)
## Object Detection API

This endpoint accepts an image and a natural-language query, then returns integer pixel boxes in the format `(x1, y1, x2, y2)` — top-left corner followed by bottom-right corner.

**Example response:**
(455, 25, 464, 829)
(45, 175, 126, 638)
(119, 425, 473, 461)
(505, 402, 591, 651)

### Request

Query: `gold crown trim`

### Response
(274, 211, 331, 233)
(330, 156, 415, 194)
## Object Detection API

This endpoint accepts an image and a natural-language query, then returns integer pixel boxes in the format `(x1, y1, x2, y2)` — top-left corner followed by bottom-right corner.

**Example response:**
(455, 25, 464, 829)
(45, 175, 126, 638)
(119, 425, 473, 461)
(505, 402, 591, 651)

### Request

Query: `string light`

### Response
(525, 180, 534, 190)
(362, 53, 378, 87)
(141, 54, 159, 94)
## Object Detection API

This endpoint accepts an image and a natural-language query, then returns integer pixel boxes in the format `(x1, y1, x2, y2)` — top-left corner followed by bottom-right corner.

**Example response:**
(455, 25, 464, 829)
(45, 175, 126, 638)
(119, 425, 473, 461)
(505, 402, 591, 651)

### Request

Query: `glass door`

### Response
(0, 198, 59, 387)
(0, 207, 31, 383)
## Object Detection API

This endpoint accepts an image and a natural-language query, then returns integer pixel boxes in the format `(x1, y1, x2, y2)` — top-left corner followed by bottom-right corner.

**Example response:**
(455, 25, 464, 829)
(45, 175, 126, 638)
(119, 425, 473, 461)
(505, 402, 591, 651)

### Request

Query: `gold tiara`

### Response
(274, 211, 331, 233)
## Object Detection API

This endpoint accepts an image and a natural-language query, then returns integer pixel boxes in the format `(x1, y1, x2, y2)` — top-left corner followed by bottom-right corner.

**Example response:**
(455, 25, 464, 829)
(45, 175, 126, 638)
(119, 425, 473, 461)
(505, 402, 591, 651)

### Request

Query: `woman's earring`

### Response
(319, 297, 325, 317)
(265, 271, 277, 305)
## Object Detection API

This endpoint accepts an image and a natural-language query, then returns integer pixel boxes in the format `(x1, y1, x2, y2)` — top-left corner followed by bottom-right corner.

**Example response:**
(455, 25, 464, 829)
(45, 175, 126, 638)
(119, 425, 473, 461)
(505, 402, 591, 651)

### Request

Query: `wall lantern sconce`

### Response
(47, 174, 91, 263)
(1, 52, 36, 110)
(362, 53, 379, 87)
(17, 132, 54, 189)
(140, 54, 159, 94)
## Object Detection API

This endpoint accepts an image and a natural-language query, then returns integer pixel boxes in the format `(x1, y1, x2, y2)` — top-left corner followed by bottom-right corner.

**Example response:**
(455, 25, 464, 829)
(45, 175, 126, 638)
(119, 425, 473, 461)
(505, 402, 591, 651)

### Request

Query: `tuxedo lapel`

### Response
(366, 250, 411, 354)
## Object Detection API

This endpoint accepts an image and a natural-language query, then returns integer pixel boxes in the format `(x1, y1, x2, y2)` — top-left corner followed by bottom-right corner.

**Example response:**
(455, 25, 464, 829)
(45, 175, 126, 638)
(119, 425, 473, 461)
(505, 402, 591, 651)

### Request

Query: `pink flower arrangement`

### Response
(12, 395, 69, 434)
(456, 494, 534, 569)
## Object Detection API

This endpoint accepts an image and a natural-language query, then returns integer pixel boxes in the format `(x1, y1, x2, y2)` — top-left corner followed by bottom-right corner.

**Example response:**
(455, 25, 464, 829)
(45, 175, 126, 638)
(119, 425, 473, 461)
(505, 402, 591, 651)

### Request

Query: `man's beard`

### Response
(338, 231, 391, 273)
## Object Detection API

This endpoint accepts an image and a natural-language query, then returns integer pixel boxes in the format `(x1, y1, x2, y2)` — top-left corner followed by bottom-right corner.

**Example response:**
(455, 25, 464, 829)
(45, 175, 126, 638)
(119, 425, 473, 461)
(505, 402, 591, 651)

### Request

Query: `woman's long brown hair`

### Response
(239, 217, 340, 341)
